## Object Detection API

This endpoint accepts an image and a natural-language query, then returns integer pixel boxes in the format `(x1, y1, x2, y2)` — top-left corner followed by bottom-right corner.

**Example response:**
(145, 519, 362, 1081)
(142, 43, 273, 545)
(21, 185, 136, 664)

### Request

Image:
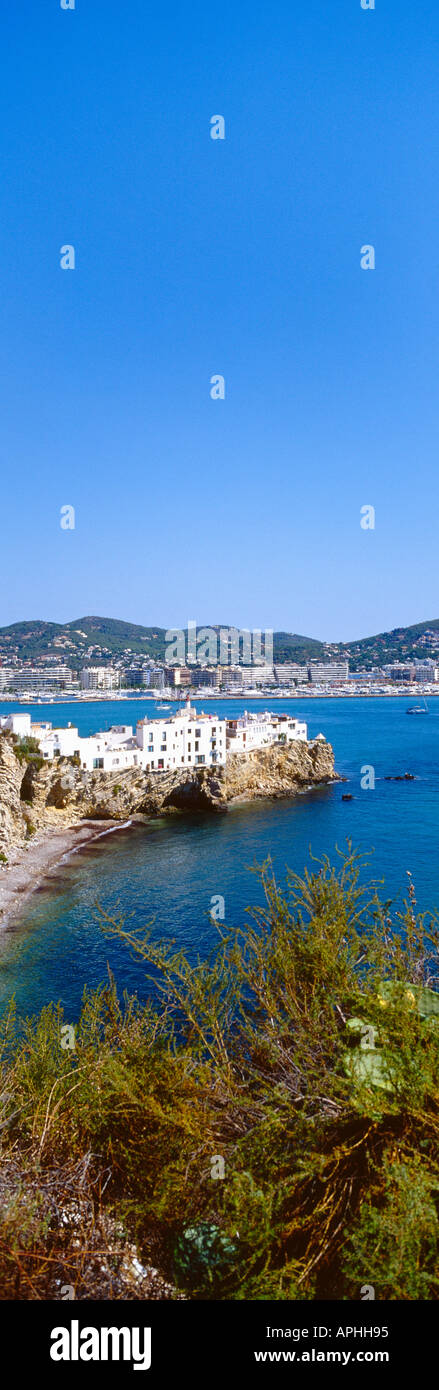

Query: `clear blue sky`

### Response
(1, 0, 438, 642)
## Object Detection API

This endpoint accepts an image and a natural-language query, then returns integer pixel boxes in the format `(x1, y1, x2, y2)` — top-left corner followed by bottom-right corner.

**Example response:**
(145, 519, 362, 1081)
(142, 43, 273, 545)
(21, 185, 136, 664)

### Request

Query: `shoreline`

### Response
(1, 690, 439, 707)
(0, 763, 338, 930)
(0, 818, 136, 931)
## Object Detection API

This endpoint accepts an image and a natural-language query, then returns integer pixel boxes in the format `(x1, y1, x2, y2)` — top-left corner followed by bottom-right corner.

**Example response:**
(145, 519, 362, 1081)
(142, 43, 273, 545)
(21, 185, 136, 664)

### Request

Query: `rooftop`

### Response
(137, 701, 220, 727)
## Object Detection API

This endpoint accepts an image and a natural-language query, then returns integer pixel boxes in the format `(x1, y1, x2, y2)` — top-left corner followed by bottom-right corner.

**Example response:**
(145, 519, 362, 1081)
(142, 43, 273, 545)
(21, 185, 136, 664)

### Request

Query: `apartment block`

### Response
(308, 661, 349, 684)
(80, 667, 121, 691)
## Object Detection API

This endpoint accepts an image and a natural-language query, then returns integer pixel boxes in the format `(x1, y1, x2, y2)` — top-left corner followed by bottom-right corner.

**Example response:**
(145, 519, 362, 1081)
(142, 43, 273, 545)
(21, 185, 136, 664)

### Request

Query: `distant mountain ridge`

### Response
(1, 615, 439, 671)
(0, 616, 324, 667)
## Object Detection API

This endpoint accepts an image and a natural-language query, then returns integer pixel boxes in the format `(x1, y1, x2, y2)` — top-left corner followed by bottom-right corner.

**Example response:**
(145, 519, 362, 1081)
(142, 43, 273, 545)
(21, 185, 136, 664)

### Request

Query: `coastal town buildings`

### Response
(382, 663, 418, 682)
(136, 704, 226, 770)
(3, 648, 439, 702)
(0, 703, 227, 773)
(0, 666, 74, 693)
(80, 667, 120, 691)
(413, 661, 439, 682)
(164, 666, 192, 688)
(348, 669, 384, 685)
(0, 701, 309, 774)
(193, 667, 223, 689)
(308, 661, 349, 684)
(220, 666, 276, 692)
(382, 660, 439, 683)
(274, 664, 309, 685)
(226, 710, 307, 751)
(147, 667, 167, 691)
(123, 666, 149, 688)
(3, 615, 439, 698)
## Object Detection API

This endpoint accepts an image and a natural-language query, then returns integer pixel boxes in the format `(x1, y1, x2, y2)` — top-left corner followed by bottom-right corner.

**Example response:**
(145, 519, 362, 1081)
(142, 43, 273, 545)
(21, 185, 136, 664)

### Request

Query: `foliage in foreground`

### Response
(0, 849, 439, 1301)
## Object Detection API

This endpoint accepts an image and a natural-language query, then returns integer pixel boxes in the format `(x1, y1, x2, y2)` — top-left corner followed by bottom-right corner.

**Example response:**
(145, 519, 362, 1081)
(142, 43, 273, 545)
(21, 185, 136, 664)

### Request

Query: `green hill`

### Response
(0, 617, 168, 666)
(0, 617, 326, 668)
(340, 619, 439, 670)
(0, 615, 439, 670)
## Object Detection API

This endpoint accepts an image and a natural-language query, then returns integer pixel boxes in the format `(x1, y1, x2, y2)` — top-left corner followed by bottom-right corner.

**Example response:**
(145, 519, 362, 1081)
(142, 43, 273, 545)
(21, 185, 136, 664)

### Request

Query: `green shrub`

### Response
(0, 850, 438, 1301)
(342, 1158, 439, 1299)
(13, 736, 44, 770)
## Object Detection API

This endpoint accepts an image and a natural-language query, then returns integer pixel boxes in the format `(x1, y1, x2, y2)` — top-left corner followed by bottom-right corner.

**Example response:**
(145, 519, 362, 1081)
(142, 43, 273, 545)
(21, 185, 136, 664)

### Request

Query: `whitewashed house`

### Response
(24, 704, 226, 774)
(0, 712, 33, 737)
(37, 724, 82, 760)
(226, 710, 307, 753)
(28, 721, 137, 772)
(136, 700, 226, 771)
(275, 713, 308, 742)
(2, 702, 307, 777)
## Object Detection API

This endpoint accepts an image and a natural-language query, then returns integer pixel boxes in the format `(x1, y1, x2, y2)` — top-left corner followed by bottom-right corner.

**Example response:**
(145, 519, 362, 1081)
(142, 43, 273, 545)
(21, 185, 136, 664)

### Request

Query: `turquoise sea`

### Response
(0, 695, 438, 1020)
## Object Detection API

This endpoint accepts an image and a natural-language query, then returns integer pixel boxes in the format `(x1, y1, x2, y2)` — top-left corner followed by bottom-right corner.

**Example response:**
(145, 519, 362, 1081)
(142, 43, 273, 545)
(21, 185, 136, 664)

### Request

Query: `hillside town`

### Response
(0, 704, 310, 774)
(2, 616, 439, 700)
(0, 655, 439, 700)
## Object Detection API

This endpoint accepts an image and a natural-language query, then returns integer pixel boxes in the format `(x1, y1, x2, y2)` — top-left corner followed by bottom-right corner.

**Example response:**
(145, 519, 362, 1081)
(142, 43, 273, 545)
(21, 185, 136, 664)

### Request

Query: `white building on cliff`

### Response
(135, 701, 226, 771)
(0, 702, 227, 774)
(226, 710, 307, 752)
(0, 701, 308, 774)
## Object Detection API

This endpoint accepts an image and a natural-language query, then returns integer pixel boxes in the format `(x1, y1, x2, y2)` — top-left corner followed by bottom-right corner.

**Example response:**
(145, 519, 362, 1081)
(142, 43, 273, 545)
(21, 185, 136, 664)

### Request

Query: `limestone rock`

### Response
(0, 736, 28, 860)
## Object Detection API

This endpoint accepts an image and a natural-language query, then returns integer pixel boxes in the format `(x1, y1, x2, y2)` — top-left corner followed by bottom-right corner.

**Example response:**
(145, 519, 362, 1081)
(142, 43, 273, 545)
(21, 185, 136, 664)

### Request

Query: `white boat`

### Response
(407, 695, 429, 714)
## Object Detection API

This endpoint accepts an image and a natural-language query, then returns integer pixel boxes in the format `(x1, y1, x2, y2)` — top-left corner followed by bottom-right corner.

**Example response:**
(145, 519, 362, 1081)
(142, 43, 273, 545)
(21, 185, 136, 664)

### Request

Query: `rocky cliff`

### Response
(0, 736, 27, 861)
(0, 732, 337, 861)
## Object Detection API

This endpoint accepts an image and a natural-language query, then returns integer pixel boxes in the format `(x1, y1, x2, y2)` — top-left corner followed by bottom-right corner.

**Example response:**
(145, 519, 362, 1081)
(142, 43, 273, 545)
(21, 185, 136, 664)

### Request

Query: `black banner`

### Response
(0, 1299, 429, 1380)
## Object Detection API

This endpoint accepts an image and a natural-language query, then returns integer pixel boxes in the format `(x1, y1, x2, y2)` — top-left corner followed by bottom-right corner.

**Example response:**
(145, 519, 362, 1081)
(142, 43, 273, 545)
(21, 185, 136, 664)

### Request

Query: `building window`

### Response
(195, 728, 201, 737)
(93, 758, 104, 769)
(158, 759, 164, 769)
(195, 754, 205, 765)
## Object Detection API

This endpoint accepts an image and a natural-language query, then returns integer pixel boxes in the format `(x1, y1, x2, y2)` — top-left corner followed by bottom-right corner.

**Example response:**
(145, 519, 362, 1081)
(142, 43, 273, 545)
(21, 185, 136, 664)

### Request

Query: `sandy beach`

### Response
(0, 818, 123, 929)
